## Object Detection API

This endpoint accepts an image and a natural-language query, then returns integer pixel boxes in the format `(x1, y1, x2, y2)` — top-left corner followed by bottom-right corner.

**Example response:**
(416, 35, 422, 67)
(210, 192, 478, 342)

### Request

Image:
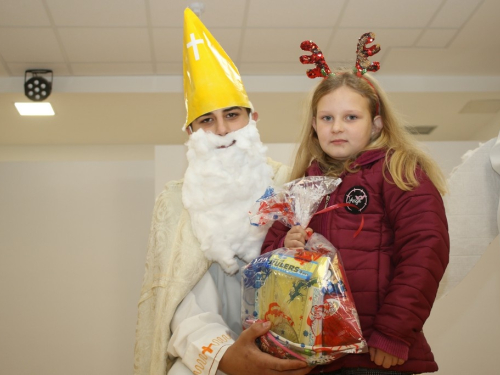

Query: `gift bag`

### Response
(242, 176, 367, 365)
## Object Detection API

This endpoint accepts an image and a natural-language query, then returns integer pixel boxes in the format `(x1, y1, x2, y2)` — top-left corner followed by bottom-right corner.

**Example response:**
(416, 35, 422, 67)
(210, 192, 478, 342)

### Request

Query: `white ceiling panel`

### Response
(382, 48, 450, 74)
(417, 29, 458, 48)
(0, 0, 51, 27)
(341, 0, 441, 28)
(242, 28, 332, 63)
(326, 28, 421, 64)
(326, 29, 361, 60)
(367, 29, 422, 48)
(71, 63, 155, 76)
(430, 0, 482, 28)
(446, 46, 500, 75)
(149, 0, 186, 28)
(46, 0, 148, 27)
(156, 62, 182, 75)
(0, 28, 65, 62)
(150, 0, 246, 28)
(448, 0, 499, 49)
(382, 46, 497, 75)
(0, 61, 8, 76)
(238, 62, 304, 75)
(58, 28, 151, 63)
(152, 28, 183, 62)
(150, 0, 247, 28)
(7, 62, 71, 76)
(188, 1, 247, 29)
(247, 0, 345, 28)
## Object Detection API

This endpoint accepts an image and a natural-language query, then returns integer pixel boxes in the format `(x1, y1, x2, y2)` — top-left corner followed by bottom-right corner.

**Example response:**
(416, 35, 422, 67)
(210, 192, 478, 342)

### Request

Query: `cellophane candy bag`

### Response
(249, 176, 341, 228)
(242, 176, 367, 365)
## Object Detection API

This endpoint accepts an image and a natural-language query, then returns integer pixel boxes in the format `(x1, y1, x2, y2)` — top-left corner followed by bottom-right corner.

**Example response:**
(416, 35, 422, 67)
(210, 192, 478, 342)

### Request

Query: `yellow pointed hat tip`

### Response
(182, 7, 250, 129)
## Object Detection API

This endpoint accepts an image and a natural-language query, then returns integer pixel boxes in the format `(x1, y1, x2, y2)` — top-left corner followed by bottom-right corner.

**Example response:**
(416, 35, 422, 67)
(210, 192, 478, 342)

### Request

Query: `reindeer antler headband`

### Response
(300, 32, 381, 78)
(300, 32, 381, 115)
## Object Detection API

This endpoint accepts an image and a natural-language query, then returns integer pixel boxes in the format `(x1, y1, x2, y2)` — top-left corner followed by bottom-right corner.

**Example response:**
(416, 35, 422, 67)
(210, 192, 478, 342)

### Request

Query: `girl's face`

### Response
(312, 86, 382, 161)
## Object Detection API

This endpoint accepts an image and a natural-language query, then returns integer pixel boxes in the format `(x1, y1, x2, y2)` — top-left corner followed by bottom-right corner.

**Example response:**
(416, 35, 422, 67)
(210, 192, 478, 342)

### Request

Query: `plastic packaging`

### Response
(249, 176, 341, 229)
(243, 176, 367, 365)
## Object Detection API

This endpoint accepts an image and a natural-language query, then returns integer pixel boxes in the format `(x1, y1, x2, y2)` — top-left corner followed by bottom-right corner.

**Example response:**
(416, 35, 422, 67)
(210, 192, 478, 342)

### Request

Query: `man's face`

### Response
(190, 106, 253, 135)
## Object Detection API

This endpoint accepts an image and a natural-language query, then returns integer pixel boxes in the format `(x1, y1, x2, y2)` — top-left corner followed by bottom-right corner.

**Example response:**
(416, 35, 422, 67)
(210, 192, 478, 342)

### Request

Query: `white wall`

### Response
(425, 236, 500, 374)
(0, 155, 154, 375)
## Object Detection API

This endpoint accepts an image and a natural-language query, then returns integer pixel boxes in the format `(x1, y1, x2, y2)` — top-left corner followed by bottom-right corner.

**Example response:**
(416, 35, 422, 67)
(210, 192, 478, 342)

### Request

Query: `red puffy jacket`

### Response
(262, 150, 449, 374)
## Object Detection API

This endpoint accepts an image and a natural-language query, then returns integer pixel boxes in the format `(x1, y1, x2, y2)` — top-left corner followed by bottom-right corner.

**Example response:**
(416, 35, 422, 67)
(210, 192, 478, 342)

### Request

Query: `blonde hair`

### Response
(291, 71, 447, 195)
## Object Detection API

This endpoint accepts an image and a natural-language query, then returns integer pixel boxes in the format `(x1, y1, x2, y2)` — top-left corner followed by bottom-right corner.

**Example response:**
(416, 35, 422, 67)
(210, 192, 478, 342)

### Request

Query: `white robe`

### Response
(168, 260, 245, 375)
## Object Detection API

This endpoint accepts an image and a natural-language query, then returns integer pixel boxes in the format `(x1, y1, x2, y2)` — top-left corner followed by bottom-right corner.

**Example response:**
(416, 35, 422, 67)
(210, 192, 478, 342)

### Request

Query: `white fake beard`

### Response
(182, 120, 274, 274)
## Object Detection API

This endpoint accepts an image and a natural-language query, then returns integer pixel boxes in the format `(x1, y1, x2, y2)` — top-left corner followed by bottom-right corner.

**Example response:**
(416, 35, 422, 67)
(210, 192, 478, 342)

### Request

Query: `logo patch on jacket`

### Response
(344, 186, 369, 214)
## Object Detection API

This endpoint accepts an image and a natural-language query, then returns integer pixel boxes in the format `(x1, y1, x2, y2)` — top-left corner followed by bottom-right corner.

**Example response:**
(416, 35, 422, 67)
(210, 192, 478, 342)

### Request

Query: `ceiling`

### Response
(1, 0, 500, 146)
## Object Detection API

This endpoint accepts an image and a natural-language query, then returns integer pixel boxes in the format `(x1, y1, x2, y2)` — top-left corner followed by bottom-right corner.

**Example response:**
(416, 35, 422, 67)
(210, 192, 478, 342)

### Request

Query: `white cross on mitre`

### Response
(187, 33, 204, 61)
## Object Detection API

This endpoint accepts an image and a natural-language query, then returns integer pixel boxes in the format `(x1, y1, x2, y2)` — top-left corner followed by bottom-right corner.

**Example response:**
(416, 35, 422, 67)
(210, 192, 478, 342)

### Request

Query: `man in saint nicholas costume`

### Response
(133, 8, 312, 375)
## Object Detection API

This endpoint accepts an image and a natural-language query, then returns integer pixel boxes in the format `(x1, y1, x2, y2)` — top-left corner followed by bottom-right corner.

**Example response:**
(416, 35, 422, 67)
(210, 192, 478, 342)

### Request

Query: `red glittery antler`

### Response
(355, 32, 381, 76)
(299, 40, 332, 79)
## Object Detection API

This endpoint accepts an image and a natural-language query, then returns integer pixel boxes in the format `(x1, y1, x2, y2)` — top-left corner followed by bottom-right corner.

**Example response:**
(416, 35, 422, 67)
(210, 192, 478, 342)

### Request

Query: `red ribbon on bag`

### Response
(313, 203, 364, 238)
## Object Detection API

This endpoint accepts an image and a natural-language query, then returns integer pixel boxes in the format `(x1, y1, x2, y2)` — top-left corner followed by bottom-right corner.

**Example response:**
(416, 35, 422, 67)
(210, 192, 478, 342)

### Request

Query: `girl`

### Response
(261, 44, 449, 374)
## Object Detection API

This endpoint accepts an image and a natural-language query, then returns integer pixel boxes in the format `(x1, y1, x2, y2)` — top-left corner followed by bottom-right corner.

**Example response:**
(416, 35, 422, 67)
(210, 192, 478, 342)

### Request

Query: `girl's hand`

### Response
(284, 226, 313, 249)
(369, 347, 405, 369)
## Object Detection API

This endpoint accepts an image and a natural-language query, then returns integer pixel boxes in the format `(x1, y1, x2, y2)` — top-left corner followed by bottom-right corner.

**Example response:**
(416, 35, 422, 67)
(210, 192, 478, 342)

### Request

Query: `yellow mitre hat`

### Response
(182, 7, 251, 130)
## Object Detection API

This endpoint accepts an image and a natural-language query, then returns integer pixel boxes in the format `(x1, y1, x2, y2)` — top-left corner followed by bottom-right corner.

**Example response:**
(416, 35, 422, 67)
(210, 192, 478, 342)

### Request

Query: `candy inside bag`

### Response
(242, 233, 367, 365)
(243, 176, 367, 365)
(249, 176, 341, 229)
